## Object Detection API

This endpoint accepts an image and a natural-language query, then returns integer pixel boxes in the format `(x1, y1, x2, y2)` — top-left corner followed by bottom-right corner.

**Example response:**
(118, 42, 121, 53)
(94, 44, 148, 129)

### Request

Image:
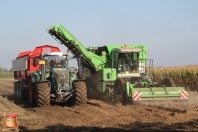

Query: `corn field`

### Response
(152, 66, 198, 91)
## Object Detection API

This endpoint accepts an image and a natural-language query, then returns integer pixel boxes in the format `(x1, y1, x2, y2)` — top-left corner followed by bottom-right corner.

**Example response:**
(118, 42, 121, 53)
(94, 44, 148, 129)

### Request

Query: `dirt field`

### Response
(0, 79, 198, 132)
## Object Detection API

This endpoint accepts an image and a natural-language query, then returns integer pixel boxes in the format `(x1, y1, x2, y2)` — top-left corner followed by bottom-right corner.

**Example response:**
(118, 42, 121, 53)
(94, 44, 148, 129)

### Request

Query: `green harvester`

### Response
(47, 24, 188, 104)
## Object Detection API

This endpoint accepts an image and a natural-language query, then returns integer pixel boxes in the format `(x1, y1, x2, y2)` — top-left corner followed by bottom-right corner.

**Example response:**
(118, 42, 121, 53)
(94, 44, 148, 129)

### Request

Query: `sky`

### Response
(0, 0, 198, 69)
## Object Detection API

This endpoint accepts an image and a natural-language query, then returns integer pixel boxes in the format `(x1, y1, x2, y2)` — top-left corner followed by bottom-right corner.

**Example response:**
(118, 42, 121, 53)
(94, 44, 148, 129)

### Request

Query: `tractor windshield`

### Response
(117, 52, 138, 73)
(44, 55, 67, 68)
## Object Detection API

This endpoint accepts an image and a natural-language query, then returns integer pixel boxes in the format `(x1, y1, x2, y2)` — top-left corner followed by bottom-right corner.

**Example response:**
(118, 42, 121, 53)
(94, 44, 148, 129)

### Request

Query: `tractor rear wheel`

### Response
(13, 82, 17, 100)
(114, 78, 126, 104)
(16, 81, 19, 100)
(160, 77, 176, 87)
(18, 81, 23, 101)
(72, 81, 87, 105)
(36, 83, 50, 107)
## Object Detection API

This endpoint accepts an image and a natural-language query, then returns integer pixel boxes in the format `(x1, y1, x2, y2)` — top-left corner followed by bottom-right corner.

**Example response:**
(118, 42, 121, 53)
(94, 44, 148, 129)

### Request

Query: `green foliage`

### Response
(0, 73, 13, 78)
(0, 66, 13, 78)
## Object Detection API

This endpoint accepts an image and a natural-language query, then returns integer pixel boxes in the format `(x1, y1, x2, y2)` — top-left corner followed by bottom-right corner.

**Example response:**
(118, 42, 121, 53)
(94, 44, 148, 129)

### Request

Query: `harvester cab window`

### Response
(117, 52, 138, 73)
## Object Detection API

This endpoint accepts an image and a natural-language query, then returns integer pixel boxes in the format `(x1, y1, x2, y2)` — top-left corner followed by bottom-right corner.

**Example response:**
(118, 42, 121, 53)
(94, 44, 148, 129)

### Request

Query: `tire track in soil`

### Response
(0, 80, 13, 95)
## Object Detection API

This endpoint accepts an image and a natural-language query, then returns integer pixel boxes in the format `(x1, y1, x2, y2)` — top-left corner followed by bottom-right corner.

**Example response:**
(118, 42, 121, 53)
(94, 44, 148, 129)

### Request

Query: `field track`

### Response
(0, 79, 198, 132)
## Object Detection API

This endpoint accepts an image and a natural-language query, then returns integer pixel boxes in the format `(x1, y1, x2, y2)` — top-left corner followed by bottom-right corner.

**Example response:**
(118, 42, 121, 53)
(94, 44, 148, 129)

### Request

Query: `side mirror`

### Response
(33, 58, 38, 67)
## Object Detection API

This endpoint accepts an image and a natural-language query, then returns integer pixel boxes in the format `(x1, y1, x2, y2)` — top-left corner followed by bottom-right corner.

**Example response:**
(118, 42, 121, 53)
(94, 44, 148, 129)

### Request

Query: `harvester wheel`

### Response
(160, 77, 176, 87)
(72, 81, 87, 105)
(114, 78, 126, 104)
(36, 83, 50, 107)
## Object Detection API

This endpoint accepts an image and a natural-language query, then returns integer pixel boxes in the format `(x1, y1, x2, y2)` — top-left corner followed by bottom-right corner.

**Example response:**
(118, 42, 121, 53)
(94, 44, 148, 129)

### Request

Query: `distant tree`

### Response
(0, 67, 4, 72)
(3, 68, 8, 72)
(9, 68, 13, 72)
(0, 66, 9, 72)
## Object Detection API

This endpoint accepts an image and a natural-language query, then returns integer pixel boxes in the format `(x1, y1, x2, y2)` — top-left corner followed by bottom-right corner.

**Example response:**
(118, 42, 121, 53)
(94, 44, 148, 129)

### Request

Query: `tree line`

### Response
(0, 67, 13, 73)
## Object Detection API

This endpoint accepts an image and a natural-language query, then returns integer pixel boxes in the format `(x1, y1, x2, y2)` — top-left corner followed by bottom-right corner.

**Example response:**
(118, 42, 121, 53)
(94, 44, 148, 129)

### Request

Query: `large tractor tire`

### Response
(160, 77, 176, 87)
(114, 78, 126, 104)
(18, 81, 23, 101)
(36, 83, 50, 107)
(72, 81, 87, 105)
(16, 81, 20, 100)
(13, 81, 18, 100)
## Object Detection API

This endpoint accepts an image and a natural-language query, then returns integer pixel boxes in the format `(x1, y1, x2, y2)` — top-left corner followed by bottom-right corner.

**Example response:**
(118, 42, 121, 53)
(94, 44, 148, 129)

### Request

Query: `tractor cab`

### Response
(41, 52, 72, 89)
(43, 52, 68, 69)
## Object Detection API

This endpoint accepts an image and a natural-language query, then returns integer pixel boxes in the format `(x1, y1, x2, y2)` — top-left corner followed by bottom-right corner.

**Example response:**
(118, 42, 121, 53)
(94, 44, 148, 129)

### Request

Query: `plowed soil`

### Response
(0, 79, 198, 132)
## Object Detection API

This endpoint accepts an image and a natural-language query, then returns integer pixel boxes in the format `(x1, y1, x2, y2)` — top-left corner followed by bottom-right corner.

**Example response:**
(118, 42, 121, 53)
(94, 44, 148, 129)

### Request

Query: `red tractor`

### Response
(12, 44, 87, 107)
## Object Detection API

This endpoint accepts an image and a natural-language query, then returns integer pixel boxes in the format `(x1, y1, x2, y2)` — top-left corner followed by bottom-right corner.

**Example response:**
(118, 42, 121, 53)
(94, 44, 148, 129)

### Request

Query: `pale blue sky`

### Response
(0, 0, 198, 69)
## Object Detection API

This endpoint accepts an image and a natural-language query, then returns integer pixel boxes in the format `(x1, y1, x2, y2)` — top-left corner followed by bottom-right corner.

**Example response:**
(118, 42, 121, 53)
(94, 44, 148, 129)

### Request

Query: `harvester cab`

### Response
(115, 47, 142, 76)
(112, 45, 152, 83)
(47, 24, 188, 105)
(112, 45, 188, 104)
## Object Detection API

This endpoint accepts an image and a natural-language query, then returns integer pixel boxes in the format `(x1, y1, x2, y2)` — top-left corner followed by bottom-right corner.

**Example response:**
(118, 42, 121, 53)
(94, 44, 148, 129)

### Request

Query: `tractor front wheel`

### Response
(72, 81, 87, 105)
(36, 83, 50, 107)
